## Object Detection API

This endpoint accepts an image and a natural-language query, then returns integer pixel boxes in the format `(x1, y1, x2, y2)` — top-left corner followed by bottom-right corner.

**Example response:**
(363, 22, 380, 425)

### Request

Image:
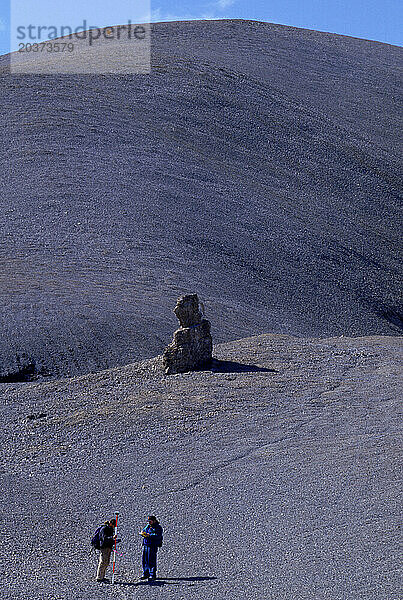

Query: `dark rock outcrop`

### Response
(0, 355, 47, 383)
(163, 295, 213, 374)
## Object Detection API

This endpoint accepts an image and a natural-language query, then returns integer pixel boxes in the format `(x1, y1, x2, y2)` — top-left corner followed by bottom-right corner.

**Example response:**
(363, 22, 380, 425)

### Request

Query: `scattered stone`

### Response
(163, 294, 213, 374)
(26, 413, 47, 421)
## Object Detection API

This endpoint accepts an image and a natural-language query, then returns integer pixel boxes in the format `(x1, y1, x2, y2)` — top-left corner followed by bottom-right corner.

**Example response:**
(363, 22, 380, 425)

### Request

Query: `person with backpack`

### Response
(139, 515, 163, 580)
(92, 518, 118, 582)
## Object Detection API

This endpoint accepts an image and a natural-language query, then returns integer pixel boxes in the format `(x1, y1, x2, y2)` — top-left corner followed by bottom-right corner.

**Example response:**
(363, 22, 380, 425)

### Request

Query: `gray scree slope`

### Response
(0, 334, 401, 599)
(0, 20, 402, 378)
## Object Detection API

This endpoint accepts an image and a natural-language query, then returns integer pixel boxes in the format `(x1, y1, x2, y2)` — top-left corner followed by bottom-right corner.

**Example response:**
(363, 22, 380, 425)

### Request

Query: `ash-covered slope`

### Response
(0, 334, 401, 599)
(0, 20, 402, 378)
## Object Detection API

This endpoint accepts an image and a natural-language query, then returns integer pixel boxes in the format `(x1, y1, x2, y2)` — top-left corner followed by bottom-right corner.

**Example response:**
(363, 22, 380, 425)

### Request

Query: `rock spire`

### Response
(163, 294, 213, 374)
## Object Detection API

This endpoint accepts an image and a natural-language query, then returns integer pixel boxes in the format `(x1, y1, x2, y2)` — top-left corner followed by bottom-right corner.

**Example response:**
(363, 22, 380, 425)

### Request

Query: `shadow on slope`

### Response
(117, 576, 217, 587)
(210, 358, 278, 373)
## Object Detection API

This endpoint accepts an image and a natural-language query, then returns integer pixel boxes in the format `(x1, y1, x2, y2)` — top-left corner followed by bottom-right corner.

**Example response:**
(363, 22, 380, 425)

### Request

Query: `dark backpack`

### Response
(157, 526, 163, 548)
(91, 525, 103, 550)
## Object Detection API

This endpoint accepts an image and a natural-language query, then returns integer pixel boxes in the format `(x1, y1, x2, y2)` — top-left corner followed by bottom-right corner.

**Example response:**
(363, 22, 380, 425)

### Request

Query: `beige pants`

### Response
(96, 547, 112, 580)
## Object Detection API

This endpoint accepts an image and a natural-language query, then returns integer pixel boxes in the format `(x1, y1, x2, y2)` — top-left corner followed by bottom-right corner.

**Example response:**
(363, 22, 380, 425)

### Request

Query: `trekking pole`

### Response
(111, 512, 119, 584)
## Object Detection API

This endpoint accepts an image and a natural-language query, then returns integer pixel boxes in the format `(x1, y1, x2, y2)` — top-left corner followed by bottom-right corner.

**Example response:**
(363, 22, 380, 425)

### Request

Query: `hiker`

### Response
(139, 515, 163, 580)
(95, 518, 118, 582)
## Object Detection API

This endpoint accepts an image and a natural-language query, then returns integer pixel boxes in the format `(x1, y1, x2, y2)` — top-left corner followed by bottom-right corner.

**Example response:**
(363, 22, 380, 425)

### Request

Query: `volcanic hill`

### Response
(0, 20, 402, 600)
(0, 19, 402, 379)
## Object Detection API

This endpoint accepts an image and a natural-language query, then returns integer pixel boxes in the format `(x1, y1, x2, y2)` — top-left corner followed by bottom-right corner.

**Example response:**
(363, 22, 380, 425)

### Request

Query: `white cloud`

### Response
(150, 1, 237, 24)
(151, 8, 220, 23)
(217, 0, 235, 9)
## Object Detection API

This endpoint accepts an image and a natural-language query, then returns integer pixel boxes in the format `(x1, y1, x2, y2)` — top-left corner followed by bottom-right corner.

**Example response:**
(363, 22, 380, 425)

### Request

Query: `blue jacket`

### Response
(142, 523, 163, 548)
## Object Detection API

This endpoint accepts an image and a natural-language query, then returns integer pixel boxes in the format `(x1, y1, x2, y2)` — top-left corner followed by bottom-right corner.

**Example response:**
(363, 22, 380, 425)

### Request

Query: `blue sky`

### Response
(0, 0, 401, 56)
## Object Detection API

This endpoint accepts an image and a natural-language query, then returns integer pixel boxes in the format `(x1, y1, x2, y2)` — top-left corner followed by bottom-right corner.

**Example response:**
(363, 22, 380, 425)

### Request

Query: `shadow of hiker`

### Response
(159, 576, 217, 582)
(115, 580, 164, 587)
(116, 576, 217, 587)
(210, 358, 278, 374)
